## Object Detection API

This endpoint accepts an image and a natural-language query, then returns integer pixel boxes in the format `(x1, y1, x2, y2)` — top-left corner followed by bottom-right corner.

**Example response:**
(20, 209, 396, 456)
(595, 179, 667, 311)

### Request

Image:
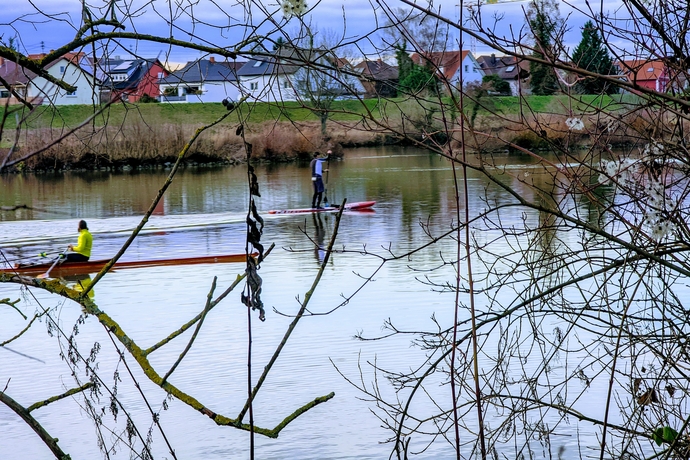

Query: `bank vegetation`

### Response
(0, 93, 657, 172)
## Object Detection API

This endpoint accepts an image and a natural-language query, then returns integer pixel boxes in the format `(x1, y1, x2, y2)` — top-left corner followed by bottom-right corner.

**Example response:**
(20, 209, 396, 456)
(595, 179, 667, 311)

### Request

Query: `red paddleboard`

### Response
(268, 201, 376, 215)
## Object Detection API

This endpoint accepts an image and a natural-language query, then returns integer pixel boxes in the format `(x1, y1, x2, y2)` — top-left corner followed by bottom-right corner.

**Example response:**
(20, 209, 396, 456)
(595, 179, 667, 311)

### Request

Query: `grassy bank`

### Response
(0, 94, 649, 172)
(1, 94, 643, 130)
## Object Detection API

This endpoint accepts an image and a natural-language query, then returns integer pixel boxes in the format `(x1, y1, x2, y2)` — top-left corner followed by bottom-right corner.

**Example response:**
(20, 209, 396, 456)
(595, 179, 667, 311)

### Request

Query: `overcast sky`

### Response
(1, 0, 624, 63)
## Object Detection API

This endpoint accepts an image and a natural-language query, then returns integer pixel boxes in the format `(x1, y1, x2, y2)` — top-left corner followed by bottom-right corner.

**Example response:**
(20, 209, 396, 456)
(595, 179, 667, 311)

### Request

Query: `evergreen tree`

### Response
(394, 42, 414, 85)
(273, 36, 286, 50)
(399, 64, 436, 95)
(527, 0, 561, 95)
(483, 74, 512, 95)
(570, 20, 616, 94)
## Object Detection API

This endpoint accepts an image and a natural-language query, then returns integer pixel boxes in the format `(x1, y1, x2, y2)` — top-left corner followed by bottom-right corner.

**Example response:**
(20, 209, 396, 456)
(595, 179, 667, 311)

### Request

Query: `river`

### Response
(0, 146, 622, 459)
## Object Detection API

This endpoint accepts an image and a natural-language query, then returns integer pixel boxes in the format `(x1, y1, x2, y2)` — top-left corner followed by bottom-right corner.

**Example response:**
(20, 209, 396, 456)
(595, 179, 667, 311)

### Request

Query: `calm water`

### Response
(0, 147, 594, 459)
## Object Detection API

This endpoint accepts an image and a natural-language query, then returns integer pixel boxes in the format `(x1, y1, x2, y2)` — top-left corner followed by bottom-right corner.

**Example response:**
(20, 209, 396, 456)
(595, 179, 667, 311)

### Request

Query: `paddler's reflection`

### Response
(312, 212, 326, 264)
(62, 273, 95, 298)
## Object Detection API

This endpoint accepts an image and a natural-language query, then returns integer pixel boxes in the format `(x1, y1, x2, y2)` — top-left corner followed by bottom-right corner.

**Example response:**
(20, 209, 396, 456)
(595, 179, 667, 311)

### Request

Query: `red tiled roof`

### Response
(409, 50, 470, 80)
(618, 59, 666, 82)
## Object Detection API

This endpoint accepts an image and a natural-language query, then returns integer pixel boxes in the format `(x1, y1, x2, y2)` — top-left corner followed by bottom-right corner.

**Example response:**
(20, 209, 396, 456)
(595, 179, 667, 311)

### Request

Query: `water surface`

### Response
(0, 146, 594, 459)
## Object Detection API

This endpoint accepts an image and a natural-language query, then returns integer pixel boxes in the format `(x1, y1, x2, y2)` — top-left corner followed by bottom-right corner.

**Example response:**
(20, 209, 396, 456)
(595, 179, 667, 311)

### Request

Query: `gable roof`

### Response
(99, 58, 166, 90)
(237, 47, 341, 78)
(237, 50, 305, 77)
(617, 59, 666, 82)
(161, 58, 244, 84)
(354, 59, 399, 81)
(476, 54, 529, 80)
(0, 57, 36, 85)
(0, 52, 98, 86)
(410, 50, 471, 80)
(42, 54, 98, 81)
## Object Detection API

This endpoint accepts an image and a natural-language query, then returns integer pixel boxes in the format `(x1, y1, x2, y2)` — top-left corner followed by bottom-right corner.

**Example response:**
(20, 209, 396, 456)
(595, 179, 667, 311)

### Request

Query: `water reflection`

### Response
(61, 273, 95, 298)
(312, 213, 326, 264)
(0, 146, 641, 459)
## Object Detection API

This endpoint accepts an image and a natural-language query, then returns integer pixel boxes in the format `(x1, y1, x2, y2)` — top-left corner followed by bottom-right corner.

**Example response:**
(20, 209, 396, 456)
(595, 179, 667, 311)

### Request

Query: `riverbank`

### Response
(0, 94, 656, 172)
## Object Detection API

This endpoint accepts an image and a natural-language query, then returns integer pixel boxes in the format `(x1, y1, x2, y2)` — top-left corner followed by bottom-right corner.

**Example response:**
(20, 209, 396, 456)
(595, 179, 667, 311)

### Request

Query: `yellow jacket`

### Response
(72, 229, 93, 258)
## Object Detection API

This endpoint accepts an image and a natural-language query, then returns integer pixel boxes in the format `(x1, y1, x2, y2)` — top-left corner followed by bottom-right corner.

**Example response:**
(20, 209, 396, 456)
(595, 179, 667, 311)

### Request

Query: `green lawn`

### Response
(0, 94, 645, 133)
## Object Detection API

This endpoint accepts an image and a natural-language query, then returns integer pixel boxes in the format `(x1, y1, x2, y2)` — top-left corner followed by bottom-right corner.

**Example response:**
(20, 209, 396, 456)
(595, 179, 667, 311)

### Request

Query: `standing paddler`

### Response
(310, 150, 330, 209)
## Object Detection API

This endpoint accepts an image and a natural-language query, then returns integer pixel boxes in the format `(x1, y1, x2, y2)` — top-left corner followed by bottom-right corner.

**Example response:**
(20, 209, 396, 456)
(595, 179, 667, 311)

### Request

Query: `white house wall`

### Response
(159, 81, 244, 103)
(451, 55, 484, 87)
(239, 75, 296, 103)
(29, 59, 99, 106)
(199, 81, 242, 103)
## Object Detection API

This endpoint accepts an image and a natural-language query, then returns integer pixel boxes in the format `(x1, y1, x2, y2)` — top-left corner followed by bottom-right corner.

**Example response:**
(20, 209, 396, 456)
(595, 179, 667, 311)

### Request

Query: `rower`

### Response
(65, 220, 93, 262)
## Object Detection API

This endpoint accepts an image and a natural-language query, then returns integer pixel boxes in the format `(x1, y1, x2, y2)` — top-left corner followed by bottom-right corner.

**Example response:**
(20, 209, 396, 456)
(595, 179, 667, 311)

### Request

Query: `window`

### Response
(253, 60, 263, 68)
(59, 65, 65, 74)
(283, 80, 290, 89)
(66, 87, 77, 97)
(250, 82, 259, 90)
(506, 66, 515, 72)
(157, 72, 165, 79)
(0, 90, 9, 98)
(464, 64, 469, 72)
(184, 86, 201, 95)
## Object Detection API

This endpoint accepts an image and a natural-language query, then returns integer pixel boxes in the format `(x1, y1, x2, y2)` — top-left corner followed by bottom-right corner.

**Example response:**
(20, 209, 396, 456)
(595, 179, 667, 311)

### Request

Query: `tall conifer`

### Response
(528, 0, 561, 95)
(571, 20, 616, 94)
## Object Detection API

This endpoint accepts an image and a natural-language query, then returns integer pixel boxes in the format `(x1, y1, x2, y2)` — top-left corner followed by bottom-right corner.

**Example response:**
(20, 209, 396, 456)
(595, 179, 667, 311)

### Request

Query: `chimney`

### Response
(210, 56, 215, 63)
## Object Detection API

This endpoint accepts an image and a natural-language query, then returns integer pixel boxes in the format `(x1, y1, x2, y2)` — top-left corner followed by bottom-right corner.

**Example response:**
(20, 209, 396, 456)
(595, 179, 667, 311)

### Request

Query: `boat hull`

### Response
(268, 200, 376, 215)
(1, 254, 250, 277)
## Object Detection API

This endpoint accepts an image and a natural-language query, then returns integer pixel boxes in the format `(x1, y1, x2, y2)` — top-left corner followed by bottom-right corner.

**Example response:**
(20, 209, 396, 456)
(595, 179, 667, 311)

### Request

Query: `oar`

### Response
(323, 155, 331, 207)
(37, 249, 67, 279)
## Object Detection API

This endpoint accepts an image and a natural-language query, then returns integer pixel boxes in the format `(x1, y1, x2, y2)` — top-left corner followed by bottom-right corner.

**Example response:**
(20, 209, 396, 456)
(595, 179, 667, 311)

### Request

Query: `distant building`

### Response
(410, 50, 484, 91)
(236, 50, 301, 103)
(159, 57, 245, 103)
(98, 57, 169, 102)
(1, 52, 101, 106)
(476, 54, 530, 95)
(237, 48, 364, 103)
(0, 56, 39, 105)
(26, 52, 101, 106)
(354, 59, 399, 98)
(614, 59, 687, 93)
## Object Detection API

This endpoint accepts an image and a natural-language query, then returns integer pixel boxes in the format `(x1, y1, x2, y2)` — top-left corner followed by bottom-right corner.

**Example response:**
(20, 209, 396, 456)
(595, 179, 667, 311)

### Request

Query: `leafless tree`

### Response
(343, 0, 690, 459)
(4, 0, 690, 459)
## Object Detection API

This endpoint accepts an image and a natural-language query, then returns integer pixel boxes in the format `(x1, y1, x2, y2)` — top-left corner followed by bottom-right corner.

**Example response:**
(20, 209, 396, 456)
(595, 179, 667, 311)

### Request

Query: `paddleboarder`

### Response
(65, 220, 93, 262)
(310, 150, 330, 209)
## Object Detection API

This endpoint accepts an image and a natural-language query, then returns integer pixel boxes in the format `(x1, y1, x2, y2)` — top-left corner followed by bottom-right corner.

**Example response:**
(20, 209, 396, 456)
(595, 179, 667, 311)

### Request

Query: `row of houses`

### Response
(0, 49, 679, 107)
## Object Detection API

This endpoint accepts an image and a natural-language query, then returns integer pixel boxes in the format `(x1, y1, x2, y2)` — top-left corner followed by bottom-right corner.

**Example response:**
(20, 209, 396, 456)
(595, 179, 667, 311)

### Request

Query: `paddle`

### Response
(323, 154, 331, 207)
(37, 249, 67, 279)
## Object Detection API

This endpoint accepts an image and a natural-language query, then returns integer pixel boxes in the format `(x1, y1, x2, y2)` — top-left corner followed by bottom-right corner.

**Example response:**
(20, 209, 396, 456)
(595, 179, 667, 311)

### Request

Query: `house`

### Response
(410, 50, 484, 91)
(291, 53, 366, 101)
(26, 52, 101, 106)
(0, 56, 41, 105)
(354, 59, 399, 98)
(236, 50, 301, 103)
(98, 57, 169, 102)
(615, 59, 687, 93)
(158, 57, 245, 103)
(476, 54, 530, 95)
